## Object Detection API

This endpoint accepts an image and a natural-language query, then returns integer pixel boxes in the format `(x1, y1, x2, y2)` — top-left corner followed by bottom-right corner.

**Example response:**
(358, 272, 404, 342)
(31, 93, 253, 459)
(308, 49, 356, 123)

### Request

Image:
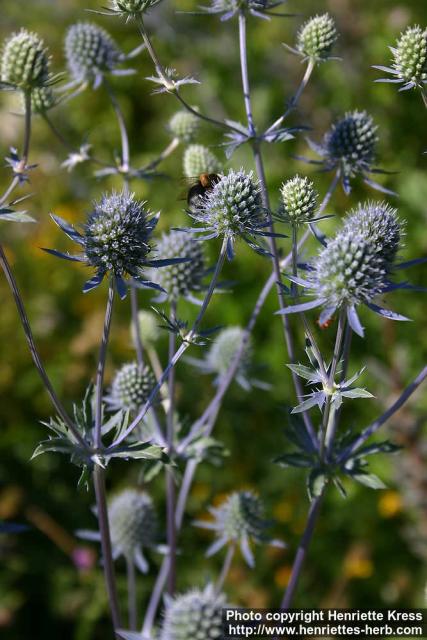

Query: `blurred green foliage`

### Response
(0, 0, 426, 638)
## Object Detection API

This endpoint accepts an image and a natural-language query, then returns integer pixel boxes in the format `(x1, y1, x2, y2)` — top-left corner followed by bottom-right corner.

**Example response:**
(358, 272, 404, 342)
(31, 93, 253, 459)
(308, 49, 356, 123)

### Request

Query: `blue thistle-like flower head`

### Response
(200, 0, 287, 21)
(296, 13, 338, 62)
(374, 25, 427, 91)
(277, 202, 411, 336)
(44, 190, 174, 298)
(1, 29, 52, 92)
(160, 584, 227, 640)
(305, 111, 389, 194)
(187, 169, 276, 258)
(108, 0, 162, 18)
(65, 22, 124, 88)
(195, 490, 284, 567)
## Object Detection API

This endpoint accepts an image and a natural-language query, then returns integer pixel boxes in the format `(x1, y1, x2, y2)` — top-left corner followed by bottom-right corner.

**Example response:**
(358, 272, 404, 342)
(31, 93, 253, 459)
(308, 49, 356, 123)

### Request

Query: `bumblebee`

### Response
(187, 173, 221, 208)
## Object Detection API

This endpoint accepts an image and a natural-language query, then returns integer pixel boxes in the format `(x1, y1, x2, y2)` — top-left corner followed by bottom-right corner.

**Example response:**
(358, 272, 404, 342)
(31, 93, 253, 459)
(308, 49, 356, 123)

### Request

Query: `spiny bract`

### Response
(296, 13, 338, 61)
(150, 230, 206, 301)
(65, 22, 121, 86)
(84, 191, 153, 279)
(342, 201, 402, 268)
(280, 175, 318, 225)
(1, 29, 50, 91)
(109, 489, 157, 559)
(183, 144, 221, 178)
(107, 362, 156, 411)
(169, 110, 200, 143)
(110, 0, 161, 15)
(160, 584, 226, 640)
(392, 25, 427, 88)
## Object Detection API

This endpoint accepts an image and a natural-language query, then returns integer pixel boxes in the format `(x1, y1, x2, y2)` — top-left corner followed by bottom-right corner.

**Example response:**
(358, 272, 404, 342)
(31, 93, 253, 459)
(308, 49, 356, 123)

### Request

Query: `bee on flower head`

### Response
(186, 173, 221, 208)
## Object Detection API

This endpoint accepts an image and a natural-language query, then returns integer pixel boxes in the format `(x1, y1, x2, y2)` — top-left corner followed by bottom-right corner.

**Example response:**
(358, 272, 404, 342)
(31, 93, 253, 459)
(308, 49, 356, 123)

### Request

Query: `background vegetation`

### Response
(0, 0, 426, 638)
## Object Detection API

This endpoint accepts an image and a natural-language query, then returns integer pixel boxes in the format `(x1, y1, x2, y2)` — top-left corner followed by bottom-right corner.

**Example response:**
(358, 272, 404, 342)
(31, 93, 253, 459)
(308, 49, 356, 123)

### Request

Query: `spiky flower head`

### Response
(324, 111, 378, 177)
(376, 25, 427, 90)
(20, 85, 56, 115)
(46, 190, 167, 297)
(296, 13, 338, 61)
(130, 309, 161, 348)
(196, 491, 283, 567)
(109, 0, 161, 17)
(280, 176, 318, 225)
(169, 110, 200, 144)
(160, 584, 226, 640)
(106, 362, 156, 412)
(1, 29, 51, 91)
(109, 489, 158, 570)
(343, 201, 402, 268)
(189, 169, 271, 256)
(150, 230, 206, 302)
(183, 144, 221, 178)
(202, 0, 280, 21)
(65, 22, 122, 87)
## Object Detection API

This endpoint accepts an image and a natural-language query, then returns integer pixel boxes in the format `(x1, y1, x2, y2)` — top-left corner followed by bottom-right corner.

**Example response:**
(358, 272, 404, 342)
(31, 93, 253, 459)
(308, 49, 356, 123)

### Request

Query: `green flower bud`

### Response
(297, 13, 338, 61)
(130, 310, 161, 348)
(183, 144, 221, 178)
(1, 29, 50, 91)
(169, 110, 200, 143)
(109, 489, 157, 559)
(207, 326, 251, 378)
(107, 362, 156, 411)
(110, 0, 161, 16)
(280, 175, 318, 225)
(150, 230, 206, 301)
(393, 25, 427, 88)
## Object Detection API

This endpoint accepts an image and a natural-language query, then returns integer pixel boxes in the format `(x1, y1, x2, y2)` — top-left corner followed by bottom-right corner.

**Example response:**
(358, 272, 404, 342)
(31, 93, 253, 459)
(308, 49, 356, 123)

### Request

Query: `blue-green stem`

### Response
(166, 300, 177, 595)
(95, 281, 115, 448)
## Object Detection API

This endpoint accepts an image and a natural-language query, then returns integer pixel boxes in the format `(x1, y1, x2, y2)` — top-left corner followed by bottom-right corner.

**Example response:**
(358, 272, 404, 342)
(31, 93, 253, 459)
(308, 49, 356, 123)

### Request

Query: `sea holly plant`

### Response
(0, 2, 426, 639)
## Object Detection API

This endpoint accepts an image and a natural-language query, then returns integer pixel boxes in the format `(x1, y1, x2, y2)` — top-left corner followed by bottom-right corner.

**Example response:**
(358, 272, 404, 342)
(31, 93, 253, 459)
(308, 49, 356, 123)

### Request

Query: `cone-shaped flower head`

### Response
(149, 230, 206, 302)
(1, 29, 51, 91)
(183, 144, 221, 178)
(65, 22, 122, 87)
(109, 489, 158, 570)
(189, 169, 271, 256)
(130, 309, 160, 348)
(296, 13, 338, 61)
(280, 175, 318, 225)
(343, 201, 402, 268)
(324, 111, 378, 178)
(376, 25, 427, 90)
(169, 110, 200, 143)
(315, 231, 387, 309)
(160, 584, 226, 640)
(28, 86, 56, 114)
(109, 0, 162, 16)
(106, 362, 156, 411)
(45, 190, 165, 297)
(196, 491, 283, 567)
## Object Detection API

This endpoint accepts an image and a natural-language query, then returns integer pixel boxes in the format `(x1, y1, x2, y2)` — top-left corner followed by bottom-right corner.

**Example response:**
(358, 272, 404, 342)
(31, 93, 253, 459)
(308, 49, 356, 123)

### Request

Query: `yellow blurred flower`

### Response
(378, 490, 402, 518)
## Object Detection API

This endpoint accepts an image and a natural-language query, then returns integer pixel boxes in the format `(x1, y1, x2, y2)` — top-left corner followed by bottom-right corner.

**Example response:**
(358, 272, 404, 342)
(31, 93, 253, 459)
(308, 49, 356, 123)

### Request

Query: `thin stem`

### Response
(93, 466, 122, 634)
(238, 11, 256, 136)
(142, 559, 169, 636)
(140, 137, 180, 173)
(319, 310, 346, 461)
(421, 87, 427, 109)
(95, 281, 115, 448)
(266, 59, 315, 134)
(216, 545, 235, 594)
(105, 79, 130, 172)
(0, 245, 87, 449)
(280, 490, 325, 608)
(126, 556, 137, 631)
(166, 300, 177, 595)
(112, 238, 228, 447)
(338, 365, 427, 464)
(0, 91, 32, 207)
(131, 287, 144, 367)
